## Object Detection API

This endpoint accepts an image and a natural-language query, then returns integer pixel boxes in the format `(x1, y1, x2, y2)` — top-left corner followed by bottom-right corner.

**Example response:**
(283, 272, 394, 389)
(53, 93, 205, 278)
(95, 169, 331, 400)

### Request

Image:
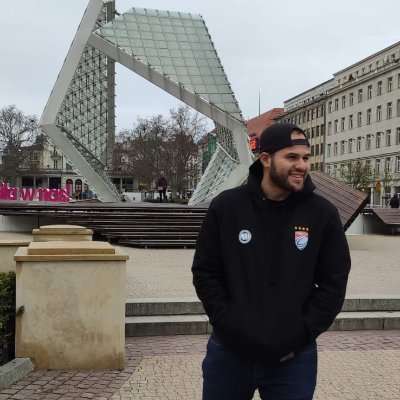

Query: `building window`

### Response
(357, 112, 362, 127)
(387, 76, 393, 92)
(340, 141, 345, 155)
(320, 143, 324, 155)
(334, 120, 338, 133)
(334, 98, 339, 111)
(358, 89, 363, 103)
(312, 108, 316, 120)
(311, 127, 315, 138)
(333, 165, 337, 177)
(53, 160, 58, 170)
(316, 144, 320, 156)
(397, 127, 400, 145)
(349, 92, 354, 105)
(326, 165, 331, 175)
(366, 134, 372, 150)
(316, 125, 320, 137)
(396, 156, 400, 172)
(367, 109, 371, 125)
(377, 105, 382, 121)
(376, 132, 381, 148)
(334, 142, 338, 156)
(341, 96, 346, 108)
(348, 139, 353, 153)
(348, 114, 353, 129)
(376, 159, 381, 174)
(328, 101, 332, 113)
(357, 137, 362, 152)
(385, 157, 391, 173)
(341, 117, 345, 131)
(327, 144, 331, 157)
(386, 129, 391, 146)
(316, 107, 320, 118)
(387, 102, 392, 119)
(367, 85, 372, 99)
(321, 105, 325, 117)
(377, 81, 383, 95)
(328, 121, 332, 135)
(397, 99, 400, 117)
(366, 160, 371, 173)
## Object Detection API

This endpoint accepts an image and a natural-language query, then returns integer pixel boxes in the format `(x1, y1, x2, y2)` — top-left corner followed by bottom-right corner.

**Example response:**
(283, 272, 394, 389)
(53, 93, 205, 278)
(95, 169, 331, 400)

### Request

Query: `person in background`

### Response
(389, 193, 399, 208)
(192, 123, 351, 399)
(157, 171, 168, 203)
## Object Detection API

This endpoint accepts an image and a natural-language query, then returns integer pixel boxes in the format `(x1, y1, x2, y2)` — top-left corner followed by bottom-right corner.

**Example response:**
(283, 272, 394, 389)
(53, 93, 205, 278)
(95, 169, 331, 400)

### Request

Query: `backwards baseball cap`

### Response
(259, 123, 310, 154)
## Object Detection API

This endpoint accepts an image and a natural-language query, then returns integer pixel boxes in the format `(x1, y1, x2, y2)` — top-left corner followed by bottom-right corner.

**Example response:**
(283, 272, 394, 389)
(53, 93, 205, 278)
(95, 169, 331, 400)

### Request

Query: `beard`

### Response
(269, 156, 306, 193)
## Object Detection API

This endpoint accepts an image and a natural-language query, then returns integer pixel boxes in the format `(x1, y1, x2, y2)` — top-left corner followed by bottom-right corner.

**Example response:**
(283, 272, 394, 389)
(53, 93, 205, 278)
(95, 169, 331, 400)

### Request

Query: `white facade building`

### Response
(325, 41, 400, 204)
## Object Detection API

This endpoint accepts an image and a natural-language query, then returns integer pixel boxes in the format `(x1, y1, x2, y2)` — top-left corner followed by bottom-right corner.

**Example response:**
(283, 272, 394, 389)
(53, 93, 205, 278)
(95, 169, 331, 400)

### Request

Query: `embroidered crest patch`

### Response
(238, 230, 252, 244)
(294, 227, 309, 250)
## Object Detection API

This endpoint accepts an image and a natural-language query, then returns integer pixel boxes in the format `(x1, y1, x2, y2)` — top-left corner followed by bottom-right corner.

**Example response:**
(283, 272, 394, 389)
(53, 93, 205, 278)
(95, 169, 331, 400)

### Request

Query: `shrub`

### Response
(0, 271, 16, 365)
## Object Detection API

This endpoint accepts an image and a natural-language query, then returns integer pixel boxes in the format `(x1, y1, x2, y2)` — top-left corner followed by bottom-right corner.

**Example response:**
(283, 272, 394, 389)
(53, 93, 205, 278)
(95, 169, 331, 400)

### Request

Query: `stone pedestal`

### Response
(15, 241, 128, 370)
(0, 240, 30, 273)
(32, 225, 93, 242)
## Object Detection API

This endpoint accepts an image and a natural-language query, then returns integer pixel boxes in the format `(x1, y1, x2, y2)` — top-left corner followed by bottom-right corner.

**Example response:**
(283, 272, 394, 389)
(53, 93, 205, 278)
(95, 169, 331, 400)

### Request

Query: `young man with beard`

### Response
(192, 123, 351, 400)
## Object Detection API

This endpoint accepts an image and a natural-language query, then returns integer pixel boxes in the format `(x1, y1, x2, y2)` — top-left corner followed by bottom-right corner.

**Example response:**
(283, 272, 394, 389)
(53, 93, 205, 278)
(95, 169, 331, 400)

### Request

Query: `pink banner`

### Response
(0, 183, 72, 203)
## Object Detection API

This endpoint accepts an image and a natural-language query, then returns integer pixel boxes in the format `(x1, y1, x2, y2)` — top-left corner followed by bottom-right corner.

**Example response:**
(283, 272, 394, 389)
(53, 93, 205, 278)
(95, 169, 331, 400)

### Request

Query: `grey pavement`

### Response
(0, 232, 400, 399)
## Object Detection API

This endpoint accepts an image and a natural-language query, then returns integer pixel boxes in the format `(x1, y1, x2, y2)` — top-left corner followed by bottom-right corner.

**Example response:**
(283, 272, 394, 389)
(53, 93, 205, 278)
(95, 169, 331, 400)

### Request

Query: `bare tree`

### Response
(167, 105, 207, 194)
(339, 160, 373, 191)
(111, 106, 206, 196)
(0, 105, 38, 186)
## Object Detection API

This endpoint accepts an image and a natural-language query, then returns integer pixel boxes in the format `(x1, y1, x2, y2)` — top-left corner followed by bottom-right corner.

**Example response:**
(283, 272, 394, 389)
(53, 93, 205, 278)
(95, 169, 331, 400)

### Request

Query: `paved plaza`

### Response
(1, 233, 400, 399)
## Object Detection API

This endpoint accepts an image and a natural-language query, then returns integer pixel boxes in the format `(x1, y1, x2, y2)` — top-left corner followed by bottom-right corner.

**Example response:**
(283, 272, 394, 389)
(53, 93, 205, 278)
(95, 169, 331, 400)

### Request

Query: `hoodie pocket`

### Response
(216, 303, 307, 363)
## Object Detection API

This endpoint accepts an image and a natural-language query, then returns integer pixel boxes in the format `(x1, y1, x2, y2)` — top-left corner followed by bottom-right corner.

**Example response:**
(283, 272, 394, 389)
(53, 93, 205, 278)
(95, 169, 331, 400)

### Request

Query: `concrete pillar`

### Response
(14, 241, 128, 370)
(0, 240, 30, 273)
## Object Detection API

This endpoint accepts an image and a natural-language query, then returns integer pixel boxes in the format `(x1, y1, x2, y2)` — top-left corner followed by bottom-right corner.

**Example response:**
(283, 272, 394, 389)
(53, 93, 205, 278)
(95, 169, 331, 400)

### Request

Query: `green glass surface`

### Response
(94, 7, 243, 119)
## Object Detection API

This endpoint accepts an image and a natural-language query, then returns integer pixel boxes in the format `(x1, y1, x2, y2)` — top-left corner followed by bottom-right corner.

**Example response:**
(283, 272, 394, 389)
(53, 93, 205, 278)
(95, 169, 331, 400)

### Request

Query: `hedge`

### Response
(0, 271, 16, 365)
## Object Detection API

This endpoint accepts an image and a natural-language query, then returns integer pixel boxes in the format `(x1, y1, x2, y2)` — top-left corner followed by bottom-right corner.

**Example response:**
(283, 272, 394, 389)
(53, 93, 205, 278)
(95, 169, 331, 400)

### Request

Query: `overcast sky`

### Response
(1, 0, 399, 131)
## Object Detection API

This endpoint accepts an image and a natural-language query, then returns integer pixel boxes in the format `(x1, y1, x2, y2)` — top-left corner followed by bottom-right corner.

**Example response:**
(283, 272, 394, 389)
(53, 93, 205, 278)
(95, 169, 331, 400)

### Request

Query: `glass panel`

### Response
(175, 66, 189, 75)
(142, 39, 156, 48)
(140, 31, 153, 40)
(127, 30, 141, 39)
(185, 58, 197, 67)
(125, 22, 139, 30)
(138, 23, 151, 32)
(114, 29, 128, 38)
(173, 58, 186, 66)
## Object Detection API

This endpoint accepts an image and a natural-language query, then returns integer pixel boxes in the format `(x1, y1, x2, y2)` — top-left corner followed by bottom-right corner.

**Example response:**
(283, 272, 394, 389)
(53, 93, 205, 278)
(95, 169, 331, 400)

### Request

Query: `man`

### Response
(389, 193, 399, 208)
(192, 123, 351, 399)
(157, 171, 168, 203)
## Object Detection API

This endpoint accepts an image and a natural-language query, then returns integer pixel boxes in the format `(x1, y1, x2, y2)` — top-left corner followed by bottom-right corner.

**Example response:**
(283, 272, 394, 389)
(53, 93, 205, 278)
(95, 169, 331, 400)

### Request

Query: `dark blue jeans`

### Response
(202, 332, 317, 400)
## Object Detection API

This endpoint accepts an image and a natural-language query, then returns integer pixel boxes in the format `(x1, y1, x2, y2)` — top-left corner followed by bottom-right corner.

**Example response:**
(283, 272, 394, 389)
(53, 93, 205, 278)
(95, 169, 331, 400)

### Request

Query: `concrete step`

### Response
(125, 311, 400, 336)
(125, 315, 210, 336)
(126, 298, 205, 316)
(126, 296, 400, 317)
(330, 311, 400, 331)
(124, 296, 400, 336)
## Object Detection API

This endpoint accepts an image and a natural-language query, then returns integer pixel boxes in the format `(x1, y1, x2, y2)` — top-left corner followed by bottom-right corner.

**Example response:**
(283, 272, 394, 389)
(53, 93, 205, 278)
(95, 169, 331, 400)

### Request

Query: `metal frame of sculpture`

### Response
(40, 0, 253, 203)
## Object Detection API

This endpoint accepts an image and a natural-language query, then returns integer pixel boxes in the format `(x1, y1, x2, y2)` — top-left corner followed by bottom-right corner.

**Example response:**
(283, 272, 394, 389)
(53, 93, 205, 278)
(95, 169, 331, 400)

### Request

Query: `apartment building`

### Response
(276, 80, 333, 171)
(325, 41, 400, 202)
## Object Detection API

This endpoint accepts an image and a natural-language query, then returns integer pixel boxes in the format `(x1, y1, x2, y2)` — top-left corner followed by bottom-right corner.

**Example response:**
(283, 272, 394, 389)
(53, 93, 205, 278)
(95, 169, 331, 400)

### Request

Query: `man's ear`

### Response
(259, 152, 271, 168)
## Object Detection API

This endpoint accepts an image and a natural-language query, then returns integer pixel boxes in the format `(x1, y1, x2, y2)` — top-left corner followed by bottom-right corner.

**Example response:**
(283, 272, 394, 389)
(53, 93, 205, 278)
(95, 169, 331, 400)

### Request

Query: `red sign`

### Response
(250, 137, 258, 150)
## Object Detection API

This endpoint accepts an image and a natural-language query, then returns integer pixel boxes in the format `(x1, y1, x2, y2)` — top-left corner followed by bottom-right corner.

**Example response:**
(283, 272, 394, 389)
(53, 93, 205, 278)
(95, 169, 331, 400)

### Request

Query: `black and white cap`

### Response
(259, 123, 310, 154)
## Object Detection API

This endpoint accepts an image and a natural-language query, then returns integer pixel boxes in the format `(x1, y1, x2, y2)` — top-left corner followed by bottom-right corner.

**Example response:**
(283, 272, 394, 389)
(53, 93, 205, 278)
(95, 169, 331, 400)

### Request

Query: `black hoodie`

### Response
(192, 160, 351, 363)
